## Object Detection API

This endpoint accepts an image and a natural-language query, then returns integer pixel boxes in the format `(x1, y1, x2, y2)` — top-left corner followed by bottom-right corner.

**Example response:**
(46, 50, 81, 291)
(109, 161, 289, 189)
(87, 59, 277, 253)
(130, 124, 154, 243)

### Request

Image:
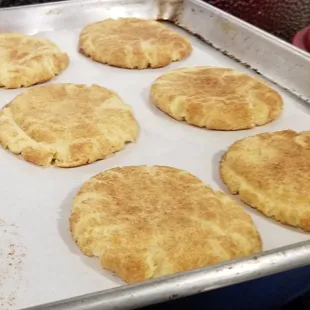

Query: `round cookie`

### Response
(70, 165, 262, 284)
(151, 67, 283, 130)
(0, 33, 69, 88)
(79, 18, 192, 69)
(0, 84, 139, 167)
(220, 130, 310, 231)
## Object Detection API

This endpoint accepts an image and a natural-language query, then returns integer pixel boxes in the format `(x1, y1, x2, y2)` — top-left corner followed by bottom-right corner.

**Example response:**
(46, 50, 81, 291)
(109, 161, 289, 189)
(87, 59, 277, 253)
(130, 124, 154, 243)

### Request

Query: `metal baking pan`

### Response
(0, 0, 310, 309)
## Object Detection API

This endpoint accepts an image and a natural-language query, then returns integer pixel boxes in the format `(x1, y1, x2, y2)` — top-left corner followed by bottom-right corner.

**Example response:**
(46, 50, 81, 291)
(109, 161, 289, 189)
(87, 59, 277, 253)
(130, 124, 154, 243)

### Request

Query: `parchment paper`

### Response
(0, 25, 309, 309)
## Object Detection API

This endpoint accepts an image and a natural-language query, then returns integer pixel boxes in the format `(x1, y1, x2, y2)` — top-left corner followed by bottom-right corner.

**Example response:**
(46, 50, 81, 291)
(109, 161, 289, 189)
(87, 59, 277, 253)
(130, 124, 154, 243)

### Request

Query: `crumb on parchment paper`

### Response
(0, 218, 26, 310)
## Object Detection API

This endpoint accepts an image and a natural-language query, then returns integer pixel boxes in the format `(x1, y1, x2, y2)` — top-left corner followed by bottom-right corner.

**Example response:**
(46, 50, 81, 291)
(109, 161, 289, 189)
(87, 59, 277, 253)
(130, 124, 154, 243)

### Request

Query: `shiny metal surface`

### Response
(24, 241, 310, 310)
(0, 1, 309, 309)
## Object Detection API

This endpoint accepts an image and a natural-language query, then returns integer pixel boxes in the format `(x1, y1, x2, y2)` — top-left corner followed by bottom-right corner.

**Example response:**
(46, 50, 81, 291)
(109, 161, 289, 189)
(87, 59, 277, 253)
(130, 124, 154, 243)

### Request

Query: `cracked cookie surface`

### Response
(70, 165, 262, 283)
(151, 67, 283, 130)
(220, 130, 310, 231)
(0, 84, 139, 167)
(79, 18, 192, 69)
(0, 33, 68, 88)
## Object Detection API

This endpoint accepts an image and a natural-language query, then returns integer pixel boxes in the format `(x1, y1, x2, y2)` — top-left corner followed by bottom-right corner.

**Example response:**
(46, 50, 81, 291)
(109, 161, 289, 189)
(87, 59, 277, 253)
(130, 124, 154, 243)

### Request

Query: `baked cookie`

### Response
(220, 130, 310, 231)
(79, 18, 192, 69)
(0, 84, 138, 167)
(0, 33, 69, 88)
(70, 165, 262, 284)
(151, 67, 283, 130)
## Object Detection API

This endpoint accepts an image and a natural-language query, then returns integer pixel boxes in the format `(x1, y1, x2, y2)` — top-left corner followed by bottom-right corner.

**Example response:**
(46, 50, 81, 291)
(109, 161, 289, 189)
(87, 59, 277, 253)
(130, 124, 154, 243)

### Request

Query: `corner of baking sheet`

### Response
(175, 0, 310, 102)
(156, 0, 184, 20)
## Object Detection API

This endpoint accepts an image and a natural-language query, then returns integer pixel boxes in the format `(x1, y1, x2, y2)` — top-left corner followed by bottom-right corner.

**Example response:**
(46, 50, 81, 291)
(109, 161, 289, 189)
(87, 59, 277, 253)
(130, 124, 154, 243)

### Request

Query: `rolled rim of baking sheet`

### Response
(22, 240, 310, 310)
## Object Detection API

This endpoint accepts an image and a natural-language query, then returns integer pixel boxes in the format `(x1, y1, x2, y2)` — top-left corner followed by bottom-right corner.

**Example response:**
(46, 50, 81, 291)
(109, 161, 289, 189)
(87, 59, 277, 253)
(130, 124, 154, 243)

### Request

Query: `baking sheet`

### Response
(0, 22, 310, 310)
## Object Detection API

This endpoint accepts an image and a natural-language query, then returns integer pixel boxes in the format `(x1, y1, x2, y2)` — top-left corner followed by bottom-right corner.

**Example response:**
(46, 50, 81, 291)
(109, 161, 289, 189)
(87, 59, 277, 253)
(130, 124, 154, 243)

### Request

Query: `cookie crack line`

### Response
(0, 112, 134, 168)
(0, 115, 132, 168)
(0, 110, 56, 166)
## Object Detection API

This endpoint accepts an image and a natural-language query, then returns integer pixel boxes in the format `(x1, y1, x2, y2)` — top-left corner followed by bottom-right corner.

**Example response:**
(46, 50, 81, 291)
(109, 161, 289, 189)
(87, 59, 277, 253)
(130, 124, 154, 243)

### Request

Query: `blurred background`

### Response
(207, 0, 310, 42)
